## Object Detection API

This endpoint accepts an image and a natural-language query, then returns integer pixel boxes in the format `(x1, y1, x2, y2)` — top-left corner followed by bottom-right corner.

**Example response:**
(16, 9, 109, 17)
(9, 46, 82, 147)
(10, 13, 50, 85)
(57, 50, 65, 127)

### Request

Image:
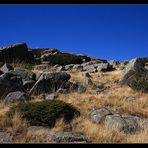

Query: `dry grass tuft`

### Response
(0, 111, 27, 136)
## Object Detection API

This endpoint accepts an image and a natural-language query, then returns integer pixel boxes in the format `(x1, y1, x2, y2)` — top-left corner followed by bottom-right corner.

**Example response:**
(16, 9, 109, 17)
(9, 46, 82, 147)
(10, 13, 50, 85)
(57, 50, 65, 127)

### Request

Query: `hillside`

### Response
(0, 43, 148, 143)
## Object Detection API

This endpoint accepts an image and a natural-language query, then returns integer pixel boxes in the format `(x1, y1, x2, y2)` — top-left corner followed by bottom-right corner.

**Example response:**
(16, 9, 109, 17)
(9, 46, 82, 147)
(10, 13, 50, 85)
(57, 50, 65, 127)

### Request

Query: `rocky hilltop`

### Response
(0, 42, 148, 143)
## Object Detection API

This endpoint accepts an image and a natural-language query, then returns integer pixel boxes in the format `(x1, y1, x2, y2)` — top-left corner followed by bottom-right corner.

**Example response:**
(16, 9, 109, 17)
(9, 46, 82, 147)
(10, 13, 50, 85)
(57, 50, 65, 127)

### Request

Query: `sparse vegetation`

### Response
(0, 68, 148, 143)
(43, 53, 91, 66)
(12, 62, 33, 70)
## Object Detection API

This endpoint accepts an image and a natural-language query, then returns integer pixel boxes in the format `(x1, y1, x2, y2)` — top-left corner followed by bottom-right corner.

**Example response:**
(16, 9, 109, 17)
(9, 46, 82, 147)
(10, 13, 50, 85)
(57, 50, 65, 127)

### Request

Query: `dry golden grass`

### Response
(126, 128, 148, 143)
(0, 70, 147, 143)
(0, 111, 27, 135)
(71, 117, 126, 143)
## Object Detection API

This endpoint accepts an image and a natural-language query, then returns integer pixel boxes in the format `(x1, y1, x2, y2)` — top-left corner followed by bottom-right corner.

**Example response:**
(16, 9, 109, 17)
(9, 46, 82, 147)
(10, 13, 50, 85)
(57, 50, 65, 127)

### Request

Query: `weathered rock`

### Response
(23, 80, 36, 91)
(57, 88, 68, 94)
(108, 60, 119, 68)
(83, 65, 97, 73)
(121, 115, 140, 133)
(82, 60, 107, 68)
(95, 87, 107, 93)
(44, 93, 58, 100)
(41, 48, 60, 61)
(119, 58, 148, 85)
(0, 43, 34, 63)
(13, 68, 36, 81)
(72, 64, 83, 72)
(97, 63, 115, 72)
(90, 108, 112, 124)
(0, 63, 14, 73)
(105, 114, 141, 133)
(4, 91, 29, 103)
(105, 114, 128, 132)
(55, 65, 64, 72)
(29, 72, 71, 95)
(0, 131, 13, 143)
(64, 64, 74, 71)
(47, 132, 87, 143)
(0, 72, 23, 98)
(64, 81, 86, 93)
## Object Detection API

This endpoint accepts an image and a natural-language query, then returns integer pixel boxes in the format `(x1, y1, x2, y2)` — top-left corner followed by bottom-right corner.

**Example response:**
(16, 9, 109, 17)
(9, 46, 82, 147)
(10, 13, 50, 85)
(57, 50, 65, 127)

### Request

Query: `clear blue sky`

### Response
(0, 4, 148, 61)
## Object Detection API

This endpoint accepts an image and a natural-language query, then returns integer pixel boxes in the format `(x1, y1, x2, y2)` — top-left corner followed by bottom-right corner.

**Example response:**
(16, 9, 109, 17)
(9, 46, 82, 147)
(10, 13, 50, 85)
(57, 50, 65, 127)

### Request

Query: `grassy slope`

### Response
(0, 68, 148, 143)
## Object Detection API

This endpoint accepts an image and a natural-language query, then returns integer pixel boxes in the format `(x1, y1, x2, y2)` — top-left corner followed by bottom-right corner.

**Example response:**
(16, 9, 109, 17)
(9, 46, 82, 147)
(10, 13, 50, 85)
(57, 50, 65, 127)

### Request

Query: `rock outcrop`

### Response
(119, 58, 148, 85)
(0, 43, 34, 63)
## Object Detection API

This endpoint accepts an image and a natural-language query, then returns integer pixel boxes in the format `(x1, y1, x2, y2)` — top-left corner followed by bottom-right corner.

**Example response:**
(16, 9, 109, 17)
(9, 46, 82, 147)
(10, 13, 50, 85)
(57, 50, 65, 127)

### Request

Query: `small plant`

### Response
(6, 100, 80, 127)
(129, 79, 148, 93)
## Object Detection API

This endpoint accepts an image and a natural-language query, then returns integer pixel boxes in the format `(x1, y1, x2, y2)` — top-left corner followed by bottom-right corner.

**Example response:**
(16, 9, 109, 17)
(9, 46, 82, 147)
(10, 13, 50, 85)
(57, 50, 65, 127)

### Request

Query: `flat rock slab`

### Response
(0, 131, 13, 143)
(47, 131, 87, 143)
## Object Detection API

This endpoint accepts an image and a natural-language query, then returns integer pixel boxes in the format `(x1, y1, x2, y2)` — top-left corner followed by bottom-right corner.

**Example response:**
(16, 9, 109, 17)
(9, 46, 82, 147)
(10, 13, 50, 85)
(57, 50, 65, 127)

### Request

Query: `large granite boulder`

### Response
(119, 58, 148, 88)
(0, 72, 23, 98)
(0, 43, 34, 63)
(12, 68, 36, 81)
(29, 72, 71, 95)
(105, 114, 141, 134)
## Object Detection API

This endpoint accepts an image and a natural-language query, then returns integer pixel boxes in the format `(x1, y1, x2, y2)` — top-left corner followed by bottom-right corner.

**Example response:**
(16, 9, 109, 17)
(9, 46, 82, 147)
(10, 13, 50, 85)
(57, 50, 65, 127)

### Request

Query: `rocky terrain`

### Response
(0, 42, 148, 143)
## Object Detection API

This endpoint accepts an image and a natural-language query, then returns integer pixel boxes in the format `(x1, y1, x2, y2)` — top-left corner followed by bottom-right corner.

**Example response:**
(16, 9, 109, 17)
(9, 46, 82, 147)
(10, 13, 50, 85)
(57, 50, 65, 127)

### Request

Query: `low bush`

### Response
(6, 100, 80, 127)
(43, 53, 91, 66)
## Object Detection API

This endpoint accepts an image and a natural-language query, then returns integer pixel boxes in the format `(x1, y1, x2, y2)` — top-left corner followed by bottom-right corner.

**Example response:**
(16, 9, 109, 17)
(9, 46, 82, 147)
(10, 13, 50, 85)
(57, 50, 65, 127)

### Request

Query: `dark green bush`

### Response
(43, 53, 91, 66)
(129, 79, 148, 93)
(7, 100, 80, 127)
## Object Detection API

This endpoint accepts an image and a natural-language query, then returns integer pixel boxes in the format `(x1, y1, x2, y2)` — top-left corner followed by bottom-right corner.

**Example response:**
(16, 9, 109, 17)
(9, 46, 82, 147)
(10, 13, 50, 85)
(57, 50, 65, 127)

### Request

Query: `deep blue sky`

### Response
(0, 4, 148, 61)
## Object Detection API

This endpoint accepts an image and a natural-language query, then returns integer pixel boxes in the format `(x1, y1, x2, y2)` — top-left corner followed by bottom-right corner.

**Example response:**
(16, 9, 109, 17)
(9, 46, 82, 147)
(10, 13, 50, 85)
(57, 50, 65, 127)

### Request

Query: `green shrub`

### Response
(129, 79, 148, 93)
(6, 100, 80, 127)
(43, 53, 91, 66)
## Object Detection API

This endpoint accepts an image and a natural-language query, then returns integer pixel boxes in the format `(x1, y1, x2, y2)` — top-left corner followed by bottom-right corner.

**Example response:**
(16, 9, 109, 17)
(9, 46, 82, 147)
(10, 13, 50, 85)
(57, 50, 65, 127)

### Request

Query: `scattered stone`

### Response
(0, 63, 14, 73)
(90, 108, 112, 124)
(126, 96, 136, 101)
(4, 91, 29, 103)
(44, 93, 58, 100)
(0, 131, 13, 143)
(47, 131, 87, 143)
